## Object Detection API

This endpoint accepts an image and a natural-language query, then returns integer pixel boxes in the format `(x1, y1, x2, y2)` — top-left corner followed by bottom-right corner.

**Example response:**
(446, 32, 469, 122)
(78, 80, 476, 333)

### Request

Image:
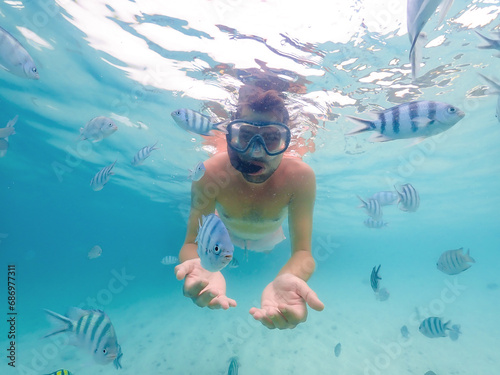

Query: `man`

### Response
(175, 87, 324, 330)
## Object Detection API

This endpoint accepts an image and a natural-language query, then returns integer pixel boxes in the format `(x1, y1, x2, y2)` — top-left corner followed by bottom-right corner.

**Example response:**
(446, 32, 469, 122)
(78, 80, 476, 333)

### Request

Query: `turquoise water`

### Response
(1, 0, 500, 374)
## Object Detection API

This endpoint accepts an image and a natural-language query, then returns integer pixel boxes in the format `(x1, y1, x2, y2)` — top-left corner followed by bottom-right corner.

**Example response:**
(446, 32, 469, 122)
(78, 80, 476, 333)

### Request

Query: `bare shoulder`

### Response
(280, 157, 316, 190)
(197, 152, 236, 184)
(281, 157, 315, 179)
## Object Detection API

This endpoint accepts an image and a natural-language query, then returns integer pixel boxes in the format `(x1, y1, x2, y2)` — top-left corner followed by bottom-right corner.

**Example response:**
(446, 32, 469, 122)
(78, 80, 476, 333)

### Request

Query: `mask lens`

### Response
(228, 121, 289, 155)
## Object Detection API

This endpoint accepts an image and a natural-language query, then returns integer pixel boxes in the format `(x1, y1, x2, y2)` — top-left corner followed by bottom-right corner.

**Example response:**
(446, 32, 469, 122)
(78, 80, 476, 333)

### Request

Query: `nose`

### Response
(249, 140, 265, 157)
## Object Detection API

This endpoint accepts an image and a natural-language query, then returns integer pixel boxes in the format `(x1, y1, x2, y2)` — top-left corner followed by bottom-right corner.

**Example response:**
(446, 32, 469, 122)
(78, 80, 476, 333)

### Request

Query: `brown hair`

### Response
(234, 86, 289, 124)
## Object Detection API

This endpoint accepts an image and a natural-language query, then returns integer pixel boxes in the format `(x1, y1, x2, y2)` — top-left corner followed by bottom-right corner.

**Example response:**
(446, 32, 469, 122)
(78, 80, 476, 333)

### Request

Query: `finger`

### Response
(295, 281, 325, 311)
(209, 296, 237, 310)
(277, 304, 304, 325)
(193, 290, 218, 308)
(175, 259, 197, 280)
(267, 308, 289, 330)
(249, 308, 275, 329)
(183, 279, 209, 298)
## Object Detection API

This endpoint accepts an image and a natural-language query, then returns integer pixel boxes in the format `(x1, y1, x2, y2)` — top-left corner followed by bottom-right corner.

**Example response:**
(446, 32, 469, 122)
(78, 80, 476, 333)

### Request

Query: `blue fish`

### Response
(228, 356, 239, 375)
(90, 160, 116, 191)
(346, 101, 464, 142)
(171, 108, 228, 136)
(188, 161, 206, 181)
(43, 308, 122, 369)
(407, 0, 454, 79)
(131, 141, 159, 166)
(475, 30, 500, 51)
(419, 317, 451, 338)
(357, 196, 382, 220)
(364, 217, 388, 229)
(370, 265, 382, 293)
(196, 214, 234, 272)
(370, 191, 398, 206)
(395, 183, 420, 212)
(437, 247, 475, 275)
(44, 370, 72, 375)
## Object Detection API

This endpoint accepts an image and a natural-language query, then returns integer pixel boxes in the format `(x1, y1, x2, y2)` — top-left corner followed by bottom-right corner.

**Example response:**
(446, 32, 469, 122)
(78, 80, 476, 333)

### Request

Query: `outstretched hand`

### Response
(249, 273, 324, 329)
(175, 258, 236, 310)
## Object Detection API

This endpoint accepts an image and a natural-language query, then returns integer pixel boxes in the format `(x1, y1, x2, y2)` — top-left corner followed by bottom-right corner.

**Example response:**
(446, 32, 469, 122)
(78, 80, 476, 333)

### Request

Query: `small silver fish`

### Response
(419, 317, 451, 338)
(90, 161, 116, 191)
(44, 308, 122, 369)
(88, 245, 102, 259)
(0, 26, 39, 79)
(334, 343, 341, 357)
(478, 73, 500, 122)
(370, 265, 382, 293)
(196, 214, 234, 272)
(364, 217, 388, 229)
(80, 117, 118, 142)
(228, 356, 239, 375)
(0, 115, 18, 158)
(160, 255, 179, 265)
(188, 161, 206, 181)
(358, 196, 382, 220)
(475, 30, 500, 51)
(346, 101, 465, 142)
(0, 125, 15, 138)
(407, 0, 454, 79)
(395, 183, 420, 212)
(437, 247, 475, 275)
(131, 141, 159, 166)
(400, 325, 409, 338)
(370, 191, 398, 206)
(171, 108, 228, 136)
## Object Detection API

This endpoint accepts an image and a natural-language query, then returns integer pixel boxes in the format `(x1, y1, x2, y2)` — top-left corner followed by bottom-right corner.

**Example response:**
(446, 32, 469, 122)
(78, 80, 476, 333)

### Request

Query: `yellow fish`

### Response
(44, 370, 72, 375)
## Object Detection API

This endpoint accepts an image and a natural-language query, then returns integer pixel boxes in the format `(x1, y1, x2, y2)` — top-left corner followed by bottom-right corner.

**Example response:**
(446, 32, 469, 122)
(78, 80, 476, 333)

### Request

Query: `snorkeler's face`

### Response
(228, 108, 285, 184)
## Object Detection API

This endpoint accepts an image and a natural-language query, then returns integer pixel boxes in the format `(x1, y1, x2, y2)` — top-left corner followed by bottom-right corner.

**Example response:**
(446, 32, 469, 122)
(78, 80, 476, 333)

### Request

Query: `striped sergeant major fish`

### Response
(357, 196, 382, 220)
(478, 73, 500, 122)
(419, 316, 451, 338)
(370, 191, 398, 206)
(196, 214, 234, 272)
(437, 247, 475, 275)
(131, 141, 159, 166)
(171, 108, 228, 136)
(394, 183, 420, 212)
(370, 265, 382, 293)
(90, 160, 116, 191)
(475, 30, 500, 51)
(228, 356, 239, 375)
(407, 0, 454, 79)
(188, 161, 206, 181)
(345, 101, 464, 142)
(0, 26, 39, 79)
(364, 217, 388, 229)
(0, 115, 18, 158)
(43, 308, 123, 369)
(0, 115, 17, 138)
(44, 370, 72, 375)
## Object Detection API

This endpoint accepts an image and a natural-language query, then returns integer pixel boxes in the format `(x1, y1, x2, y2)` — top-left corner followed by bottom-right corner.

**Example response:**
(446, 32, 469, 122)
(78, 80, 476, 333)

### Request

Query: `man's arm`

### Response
(175, 162, 236, 310)
(278, 162, 316, 281)
(179, 173, 216, 262)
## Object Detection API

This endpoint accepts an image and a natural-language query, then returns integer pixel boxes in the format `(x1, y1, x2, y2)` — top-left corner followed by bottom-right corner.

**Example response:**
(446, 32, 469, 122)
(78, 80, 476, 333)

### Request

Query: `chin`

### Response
(228, 148, 281, 183)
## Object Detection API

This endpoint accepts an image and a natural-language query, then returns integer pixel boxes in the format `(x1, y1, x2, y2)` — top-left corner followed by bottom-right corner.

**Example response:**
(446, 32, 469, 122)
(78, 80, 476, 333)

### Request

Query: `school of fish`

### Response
(358, 183, 419, 228)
